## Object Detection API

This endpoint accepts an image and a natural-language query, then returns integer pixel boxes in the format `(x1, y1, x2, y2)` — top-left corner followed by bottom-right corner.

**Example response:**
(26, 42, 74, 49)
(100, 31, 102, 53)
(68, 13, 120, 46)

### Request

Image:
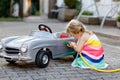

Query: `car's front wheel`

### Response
(35, 51, 50, 68)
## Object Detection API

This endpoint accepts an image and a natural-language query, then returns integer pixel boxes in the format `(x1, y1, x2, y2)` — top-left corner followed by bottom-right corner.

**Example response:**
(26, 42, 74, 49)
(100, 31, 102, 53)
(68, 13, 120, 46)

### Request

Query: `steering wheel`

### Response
(38, 24, 52, 33)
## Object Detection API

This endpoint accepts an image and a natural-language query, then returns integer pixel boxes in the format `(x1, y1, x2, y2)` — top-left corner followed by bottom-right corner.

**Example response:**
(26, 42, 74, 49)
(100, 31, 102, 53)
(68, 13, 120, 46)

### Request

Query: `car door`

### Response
(55, 38, 75, 58)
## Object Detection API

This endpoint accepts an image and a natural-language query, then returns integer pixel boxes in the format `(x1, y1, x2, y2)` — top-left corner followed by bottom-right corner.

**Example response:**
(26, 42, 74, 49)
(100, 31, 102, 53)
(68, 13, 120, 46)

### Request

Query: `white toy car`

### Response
(0, 24, 76, 68)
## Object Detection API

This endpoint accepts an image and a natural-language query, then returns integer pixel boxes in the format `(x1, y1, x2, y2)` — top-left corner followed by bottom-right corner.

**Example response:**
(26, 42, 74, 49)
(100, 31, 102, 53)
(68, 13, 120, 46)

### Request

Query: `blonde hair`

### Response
(66, 19, 92, 34)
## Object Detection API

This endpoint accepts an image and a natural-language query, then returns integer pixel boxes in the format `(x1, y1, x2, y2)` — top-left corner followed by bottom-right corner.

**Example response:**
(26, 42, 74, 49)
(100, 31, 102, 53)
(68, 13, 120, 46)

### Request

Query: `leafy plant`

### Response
(95, 0, 100, 2)
(113, 0, 120, 2)
(82, 11, 93, 16)
(64, 0, 81, 9)
(0, 0, 11, 17)
(116, 15, 120, 22)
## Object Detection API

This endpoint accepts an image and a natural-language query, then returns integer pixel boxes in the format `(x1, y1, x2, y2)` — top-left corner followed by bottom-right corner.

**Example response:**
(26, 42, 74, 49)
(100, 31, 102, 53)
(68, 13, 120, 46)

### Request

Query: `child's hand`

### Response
(69, 41, 76, 48)
(65, 41, 71, 47)
(65, 41, 75, 48)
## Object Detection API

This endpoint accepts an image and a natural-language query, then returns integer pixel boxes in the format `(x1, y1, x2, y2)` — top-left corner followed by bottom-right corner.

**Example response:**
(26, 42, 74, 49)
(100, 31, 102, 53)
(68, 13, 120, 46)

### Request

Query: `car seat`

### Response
(59, 33, 69, 38)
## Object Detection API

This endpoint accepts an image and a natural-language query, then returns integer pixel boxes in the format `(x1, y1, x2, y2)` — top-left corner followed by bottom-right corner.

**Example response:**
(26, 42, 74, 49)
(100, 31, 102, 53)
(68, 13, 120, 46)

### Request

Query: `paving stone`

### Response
(0, 16, 120, 80)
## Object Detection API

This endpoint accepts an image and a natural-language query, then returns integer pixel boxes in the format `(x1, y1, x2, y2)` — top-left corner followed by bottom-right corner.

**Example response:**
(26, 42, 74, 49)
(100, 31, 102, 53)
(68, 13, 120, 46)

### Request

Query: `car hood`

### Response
(6, 36, 34, 48)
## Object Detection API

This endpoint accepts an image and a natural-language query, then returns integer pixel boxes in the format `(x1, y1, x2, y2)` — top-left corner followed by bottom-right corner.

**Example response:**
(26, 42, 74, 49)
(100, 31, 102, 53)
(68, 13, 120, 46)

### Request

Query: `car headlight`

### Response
(0, 42, 3, 50)
(20, 44, 28, 53)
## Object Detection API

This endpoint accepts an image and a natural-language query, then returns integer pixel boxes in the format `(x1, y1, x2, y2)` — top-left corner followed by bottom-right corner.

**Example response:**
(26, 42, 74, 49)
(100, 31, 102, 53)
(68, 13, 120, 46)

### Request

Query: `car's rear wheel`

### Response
(6, 59, 16, 64)
(35, 51, 50, 68)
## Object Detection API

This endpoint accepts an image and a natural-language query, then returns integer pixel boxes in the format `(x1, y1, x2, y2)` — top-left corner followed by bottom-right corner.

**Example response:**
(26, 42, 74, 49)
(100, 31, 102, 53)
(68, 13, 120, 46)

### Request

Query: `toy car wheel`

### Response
(38, 24, 52, 33)
(6, 60, 16, 64)
(35, 51, 50, 68)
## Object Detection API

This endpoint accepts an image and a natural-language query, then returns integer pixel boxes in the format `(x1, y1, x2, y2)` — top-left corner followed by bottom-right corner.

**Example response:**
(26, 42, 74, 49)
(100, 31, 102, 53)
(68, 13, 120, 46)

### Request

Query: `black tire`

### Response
(6, 60, 16, 64)
(38, 24, 52, 33)
(35, 51, 50, 68)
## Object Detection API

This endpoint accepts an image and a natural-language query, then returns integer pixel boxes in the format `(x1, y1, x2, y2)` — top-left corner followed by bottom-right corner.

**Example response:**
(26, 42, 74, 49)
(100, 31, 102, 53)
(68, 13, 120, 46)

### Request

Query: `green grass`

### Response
(0, 17, 23, 21)
(0, 11, 40, 21)
(35, 11, 40, 16)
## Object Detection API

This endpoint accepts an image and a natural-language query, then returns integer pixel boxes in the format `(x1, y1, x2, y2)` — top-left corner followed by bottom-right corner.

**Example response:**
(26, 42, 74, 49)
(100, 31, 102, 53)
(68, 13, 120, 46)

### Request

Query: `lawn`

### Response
(0, 17, 23, 21)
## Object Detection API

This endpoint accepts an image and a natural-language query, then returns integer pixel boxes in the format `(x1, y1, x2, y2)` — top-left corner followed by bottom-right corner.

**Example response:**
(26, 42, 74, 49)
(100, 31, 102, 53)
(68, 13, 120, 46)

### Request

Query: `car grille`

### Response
(5, 47, 19, 54)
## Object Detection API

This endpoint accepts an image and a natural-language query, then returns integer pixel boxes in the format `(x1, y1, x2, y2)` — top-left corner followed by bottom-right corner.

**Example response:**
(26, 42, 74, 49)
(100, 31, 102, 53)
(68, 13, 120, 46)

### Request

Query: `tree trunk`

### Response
(19, 0, 23, 18)
(10, 0, 14, 16)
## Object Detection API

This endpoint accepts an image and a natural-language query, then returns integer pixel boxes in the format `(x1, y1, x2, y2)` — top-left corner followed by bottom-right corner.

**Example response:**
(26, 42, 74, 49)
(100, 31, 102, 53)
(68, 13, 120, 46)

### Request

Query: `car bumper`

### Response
(0, 52, 32, 61)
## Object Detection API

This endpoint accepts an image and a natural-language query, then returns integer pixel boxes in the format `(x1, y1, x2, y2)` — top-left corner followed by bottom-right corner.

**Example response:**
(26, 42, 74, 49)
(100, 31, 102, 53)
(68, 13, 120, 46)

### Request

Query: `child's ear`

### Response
(80, 28, 84, 32)
(80, 28, 83, 32)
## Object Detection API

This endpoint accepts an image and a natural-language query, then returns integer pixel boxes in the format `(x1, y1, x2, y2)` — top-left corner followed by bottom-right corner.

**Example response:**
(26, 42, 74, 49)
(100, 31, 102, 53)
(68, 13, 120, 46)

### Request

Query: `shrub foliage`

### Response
(0, 0, 11, 17)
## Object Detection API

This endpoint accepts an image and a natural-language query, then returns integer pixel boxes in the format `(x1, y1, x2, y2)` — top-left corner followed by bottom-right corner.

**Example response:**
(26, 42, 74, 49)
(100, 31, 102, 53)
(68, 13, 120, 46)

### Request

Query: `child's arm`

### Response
(70, 33, 88, 54)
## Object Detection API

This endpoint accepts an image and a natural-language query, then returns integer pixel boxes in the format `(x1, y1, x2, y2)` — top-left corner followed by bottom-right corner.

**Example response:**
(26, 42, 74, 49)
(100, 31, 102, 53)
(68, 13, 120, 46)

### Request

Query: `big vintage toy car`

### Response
(0, 24, 76, 68)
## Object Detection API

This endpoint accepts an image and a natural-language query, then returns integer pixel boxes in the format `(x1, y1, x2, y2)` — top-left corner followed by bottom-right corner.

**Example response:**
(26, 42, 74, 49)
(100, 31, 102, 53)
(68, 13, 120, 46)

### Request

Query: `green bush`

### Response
(0, 0, 11, 17)
(82, 11, 93, 16)
(64, 0, 81, 9)
(116, 15, 120, 22)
